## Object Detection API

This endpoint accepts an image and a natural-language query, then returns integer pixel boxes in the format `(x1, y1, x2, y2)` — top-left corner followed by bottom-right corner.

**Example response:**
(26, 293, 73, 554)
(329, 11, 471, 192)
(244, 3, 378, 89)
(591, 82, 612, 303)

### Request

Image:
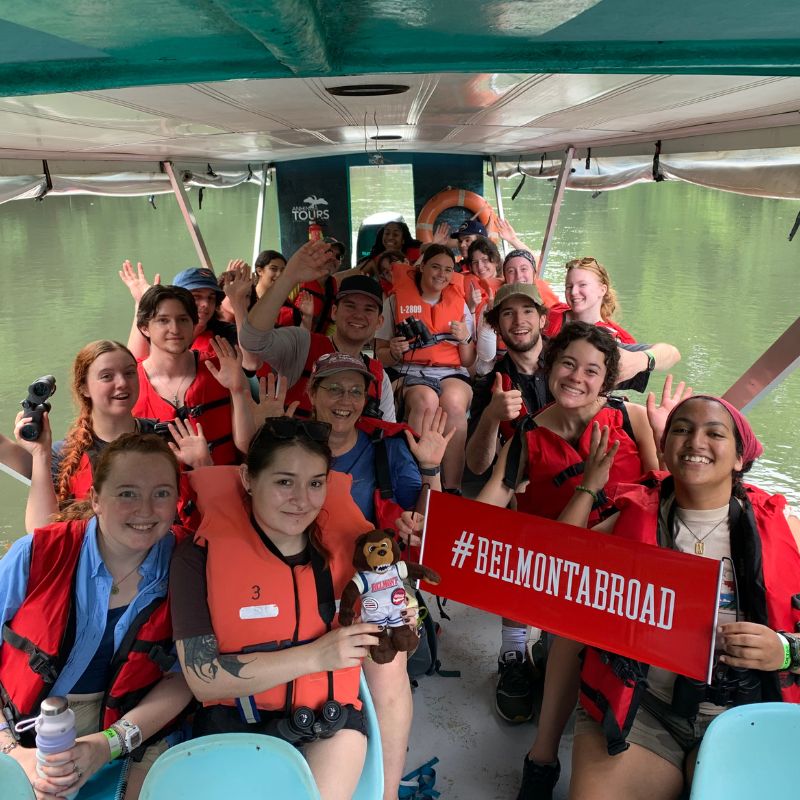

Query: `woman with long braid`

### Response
(14, 340, 211, 530)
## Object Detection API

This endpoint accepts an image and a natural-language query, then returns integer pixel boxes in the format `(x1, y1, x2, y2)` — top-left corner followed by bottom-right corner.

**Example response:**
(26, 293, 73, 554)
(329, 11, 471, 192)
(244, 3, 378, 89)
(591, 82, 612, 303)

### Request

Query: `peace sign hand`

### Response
(582, 422, 620, 493)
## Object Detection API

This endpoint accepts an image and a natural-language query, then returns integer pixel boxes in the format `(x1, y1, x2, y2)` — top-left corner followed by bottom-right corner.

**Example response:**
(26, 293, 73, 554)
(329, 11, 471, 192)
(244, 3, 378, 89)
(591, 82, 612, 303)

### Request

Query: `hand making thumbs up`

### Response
(487, 371, 524, 422)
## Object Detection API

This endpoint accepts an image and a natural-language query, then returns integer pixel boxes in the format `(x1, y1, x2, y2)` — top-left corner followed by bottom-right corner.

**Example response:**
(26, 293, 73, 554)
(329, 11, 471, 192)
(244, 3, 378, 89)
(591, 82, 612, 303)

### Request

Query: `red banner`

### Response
(419, 492, 722, 681)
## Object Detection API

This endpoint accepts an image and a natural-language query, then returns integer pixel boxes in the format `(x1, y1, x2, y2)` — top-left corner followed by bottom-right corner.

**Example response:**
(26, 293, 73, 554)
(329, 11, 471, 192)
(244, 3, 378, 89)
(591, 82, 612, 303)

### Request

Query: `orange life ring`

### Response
(416, 188, 498, 243)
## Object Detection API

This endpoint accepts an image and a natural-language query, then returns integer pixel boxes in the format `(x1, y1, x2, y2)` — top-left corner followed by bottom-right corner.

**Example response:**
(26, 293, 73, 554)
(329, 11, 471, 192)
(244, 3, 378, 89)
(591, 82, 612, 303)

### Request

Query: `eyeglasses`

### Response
(256, 416, 331, 443)
(317, 383, 366, 401)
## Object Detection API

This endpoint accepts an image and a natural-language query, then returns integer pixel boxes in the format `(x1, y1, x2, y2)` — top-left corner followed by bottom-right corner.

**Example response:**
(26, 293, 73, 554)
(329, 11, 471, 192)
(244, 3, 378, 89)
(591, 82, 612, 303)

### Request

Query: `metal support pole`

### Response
(0, 462, 31, 487)
(252, 163, 268, 267)
(722, 315, 800, 412)
(490, 155, 508, 257)
(162, 161, 213, 271)
(537, 146, 575, 277)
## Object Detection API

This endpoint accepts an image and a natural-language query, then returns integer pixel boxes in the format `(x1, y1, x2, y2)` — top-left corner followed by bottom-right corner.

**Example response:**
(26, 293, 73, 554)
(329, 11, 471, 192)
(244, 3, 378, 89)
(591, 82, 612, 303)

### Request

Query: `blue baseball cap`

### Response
(455, 219, 487, 239)
(172, 267, 224, 302)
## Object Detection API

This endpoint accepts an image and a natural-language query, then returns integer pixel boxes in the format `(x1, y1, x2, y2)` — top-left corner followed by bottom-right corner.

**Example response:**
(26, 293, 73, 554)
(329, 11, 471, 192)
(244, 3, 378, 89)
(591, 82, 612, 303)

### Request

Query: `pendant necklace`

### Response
(111, 563, 142, 595)
(676, 514, 727, 555)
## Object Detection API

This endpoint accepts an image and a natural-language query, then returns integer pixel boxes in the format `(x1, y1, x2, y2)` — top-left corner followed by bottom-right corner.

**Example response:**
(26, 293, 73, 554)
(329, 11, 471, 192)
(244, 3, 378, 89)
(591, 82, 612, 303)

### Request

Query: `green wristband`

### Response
(102, 727, 123, 761)
(574, 485, 599, 503)
(777, 633, 792, 670)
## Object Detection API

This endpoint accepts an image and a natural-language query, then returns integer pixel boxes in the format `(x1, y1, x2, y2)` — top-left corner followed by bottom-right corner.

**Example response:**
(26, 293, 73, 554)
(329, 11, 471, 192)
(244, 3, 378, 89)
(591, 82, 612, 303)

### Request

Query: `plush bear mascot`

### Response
(339, 529, 440, 664)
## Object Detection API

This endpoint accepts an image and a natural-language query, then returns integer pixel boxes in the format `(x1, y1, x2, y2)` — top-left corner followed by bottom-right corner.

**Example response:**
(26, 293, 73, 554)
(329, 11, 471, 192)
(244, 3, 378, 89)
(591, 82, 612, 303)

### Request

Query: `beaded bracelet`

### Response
(574, 485, 599, 503)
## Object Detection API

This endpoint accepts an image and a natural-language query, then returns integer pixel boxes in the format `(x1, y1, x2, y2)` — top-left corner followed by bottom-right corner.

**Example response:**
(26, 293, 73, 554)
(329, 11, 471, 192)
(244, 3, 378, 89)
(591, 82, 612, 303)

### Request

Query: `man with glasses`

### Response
(240, 241, 396, 421)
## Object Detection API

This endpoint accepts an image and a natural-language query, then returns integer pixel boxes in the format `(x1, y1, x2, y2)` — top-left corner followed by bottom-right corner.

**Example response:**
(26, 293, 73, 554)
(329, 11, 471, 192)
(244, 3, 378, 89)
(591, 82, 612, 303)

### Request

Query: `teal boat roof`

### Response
(1, 1, 800, 167)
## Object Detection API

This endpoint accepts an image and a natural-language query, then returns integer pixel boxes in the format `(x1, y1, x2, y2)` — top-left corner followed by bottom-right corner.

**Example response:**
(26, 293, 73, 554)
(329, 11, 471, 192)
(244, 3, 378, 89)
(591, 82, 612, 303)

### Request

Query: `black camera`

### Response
(395, 316, 435, 349)
(271, 701, 348, 744)
(152, 421, 176, 445)
(19, 375, 57, 441)
(672, 662, 762, 718)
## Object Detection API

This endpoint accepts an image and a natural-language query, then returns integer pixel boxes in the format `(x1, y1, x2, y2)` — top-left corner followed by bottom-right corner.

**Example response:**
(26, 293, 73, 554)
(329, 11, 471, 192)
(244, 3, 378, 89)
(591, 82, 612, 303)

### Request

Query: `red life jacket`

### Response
(504, 398, 644, 523)
(132, 352, 236, 465)
(0, 519, 185, 731)
(580, 473, 800, 755)
(188, 467, 369, 714)
(544, 303, 637, 345)
(284, 335, 384, 419)
(353, 417, 418, 531)
(392, 268, 466, 368)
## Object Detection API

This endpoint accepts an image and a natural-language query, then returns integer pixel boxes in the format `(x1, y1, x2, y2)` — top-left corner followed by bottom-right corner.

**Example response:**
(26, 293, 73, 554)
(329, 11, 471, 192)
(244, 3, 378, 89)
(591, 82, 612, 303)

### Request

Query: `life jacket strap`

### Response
(1, 624, 59, 684)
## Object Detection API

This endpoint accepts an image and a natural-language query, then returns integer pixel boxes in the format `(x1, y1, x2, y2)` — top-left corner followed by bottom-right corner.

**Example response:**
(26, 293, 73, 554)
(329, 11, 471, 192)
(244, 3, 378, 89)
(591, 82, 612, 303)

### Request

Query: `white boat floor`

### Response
(403, 594, 574, 800)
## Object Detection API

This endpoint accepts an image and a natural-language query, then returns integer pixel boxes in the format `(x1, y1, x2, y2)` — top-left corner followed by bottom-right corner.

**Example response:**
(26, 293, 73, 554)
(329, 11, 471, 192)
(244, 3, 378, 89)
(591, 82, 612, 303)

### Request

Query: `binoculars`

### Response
(271, 701, 348, 744)
(395, 316, 435, 349)
(671, 662, 762, 718)
(19, 375, 57, 442)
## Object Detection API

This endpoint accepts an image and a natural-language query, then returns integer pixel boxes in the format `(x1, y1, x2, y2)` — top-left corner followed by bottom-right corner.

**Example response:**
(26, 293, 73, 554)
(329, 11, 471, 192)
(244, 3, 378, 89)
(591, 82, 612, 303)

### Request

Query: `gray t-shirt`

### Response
(238, 319, 396, 422)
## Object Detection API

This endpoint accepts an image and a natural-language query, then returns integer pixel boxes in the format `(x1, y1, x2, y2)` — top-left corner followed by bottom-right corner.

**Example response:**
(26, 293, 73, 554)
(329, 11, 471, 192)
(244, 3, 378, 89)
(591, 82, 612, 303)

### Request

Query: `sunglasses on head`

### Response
(256, 416, 331, 444)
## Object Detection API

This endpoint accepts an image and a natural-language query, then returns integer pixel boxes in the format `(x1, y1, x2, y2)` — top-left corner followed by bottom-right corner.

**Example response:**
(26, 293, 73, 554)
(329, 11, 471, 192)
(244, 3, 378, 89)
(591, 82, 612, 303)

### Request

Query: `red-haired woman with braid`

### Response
(14, 340, 211, 531)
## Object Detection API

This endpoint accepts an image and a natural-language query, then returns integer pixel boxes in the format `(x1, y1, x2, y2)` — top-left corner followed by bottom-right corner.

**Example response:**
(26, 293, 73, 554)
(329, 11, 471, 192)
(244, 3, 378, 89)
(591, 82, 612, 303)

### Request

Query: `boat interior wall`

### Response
(275, 153, 483, 256)
(2, 0, 800, 101)
(495, 148, 800, 200)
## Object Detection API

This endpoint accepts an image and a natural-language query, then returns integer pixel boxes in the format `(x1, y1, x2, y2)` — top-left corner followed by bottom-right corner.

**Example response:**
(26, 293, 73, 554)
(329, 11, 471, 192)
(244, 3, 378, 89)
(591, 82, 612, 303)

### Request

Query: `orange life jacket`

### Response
(132, 352, 236, 465)
(284, 335, 384, 419)
(0, 519, 184, 731)
(392, 267, 466, 367)
(188, 467, 372, 714)
(504, 397, 644, 523)
(580, 473, 800, 755)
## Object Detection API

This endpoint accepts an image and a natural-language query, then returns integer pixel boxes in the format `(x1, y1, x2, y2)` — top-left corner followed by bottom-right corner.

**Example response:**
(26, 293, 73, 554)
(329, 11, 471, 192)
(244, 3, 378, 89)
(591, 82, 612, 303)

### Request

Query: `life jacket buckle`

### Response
(27, 651, 58, 684)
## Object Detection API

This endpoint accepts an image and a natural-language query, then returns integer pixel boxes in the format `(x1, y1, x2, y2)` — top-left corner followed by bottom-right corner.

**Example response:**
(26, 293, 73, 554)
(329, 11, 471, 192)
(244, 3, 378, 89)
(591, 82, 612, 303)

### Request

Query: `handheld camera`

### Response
(19, 375, 57, 442)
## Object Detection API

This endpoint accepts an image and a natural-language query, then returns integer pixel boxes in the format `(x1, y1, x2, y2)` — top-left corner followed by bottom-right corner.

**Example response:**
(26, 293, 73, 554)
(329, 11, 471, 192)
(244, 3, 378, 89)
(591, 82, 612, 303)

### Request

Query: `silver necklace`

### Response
(676, 514, 727, 555)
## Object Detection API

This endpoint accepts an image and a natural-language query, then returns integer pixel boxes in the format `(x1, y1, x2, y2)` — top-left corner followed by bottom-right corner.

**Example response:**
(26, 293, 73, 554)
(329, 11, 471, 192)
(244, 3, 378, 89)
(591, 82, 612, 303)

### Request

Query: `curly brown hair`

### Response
(541, 321, 620, 394)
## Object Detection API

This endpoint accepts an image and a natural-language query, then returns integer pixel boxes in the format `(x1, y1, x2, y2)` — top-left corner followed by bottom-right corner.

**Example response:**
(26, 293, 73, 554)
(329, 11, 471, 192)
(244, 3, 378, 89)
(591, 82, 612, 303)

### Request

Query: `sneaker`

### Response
(495, 651, 535, 723)
(516, 755, 561, 800)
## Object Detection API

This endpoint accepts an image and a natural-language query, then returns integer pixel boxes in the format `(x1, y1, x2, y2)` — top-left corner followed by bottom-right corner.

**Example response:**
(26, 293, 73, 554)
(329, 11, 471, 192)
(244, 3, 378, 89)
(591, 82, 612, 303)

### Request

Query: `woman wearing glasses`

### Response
(307, 352, 451, 526)
(545, 257, 637, 344)
(170, 416, 383, 800)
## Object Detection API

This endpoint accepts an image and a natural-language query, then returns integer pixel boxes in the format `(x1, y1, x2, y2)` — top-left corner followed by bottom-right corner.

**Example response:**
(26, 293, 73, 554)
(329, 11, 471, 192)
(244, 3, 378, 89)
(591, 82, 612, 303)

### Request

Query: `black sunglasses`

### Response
(256, 416, 331, 444)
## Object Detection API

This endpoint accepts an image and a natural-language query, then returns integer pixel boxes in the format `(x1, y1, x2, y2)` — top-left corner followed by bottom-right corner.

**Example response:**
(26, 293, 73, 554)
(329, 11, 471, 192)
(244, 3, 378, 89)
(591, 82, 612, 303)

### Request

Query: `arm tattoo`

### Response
(181, 635, 253, 683)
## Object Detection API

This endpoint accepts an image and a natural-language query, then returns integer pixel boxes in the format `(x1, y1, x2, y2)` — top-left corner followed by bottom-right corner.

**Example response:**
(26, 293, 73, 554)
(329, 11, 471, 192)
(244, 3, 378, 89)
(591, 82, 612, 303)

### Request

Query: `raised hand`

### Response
(255, 373, 300, 425)
(495, 218, 518, 243)
(646, 374, 693, 447)
(582, 422, 620, 493)
(119, 260, 159, 303)
(221, 261, 253, 308)
(405, 407, 454, 469)
(167, 418, 213, 469)
(206, 336, 246, 393)
(467, 283, 483, 313)
(285, 240, 338, 283)
(13, 410, 52, 456)
(296, 290, 315, 318)
(432, 222, 452, 245)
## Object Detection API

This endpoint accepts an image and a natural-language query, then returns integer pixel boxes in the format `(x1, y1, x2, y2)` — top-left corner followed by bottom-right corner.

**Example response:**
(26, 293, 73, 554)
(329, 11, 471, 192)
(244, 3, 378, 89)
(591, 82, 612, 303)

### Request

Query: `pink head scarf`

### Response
(660, 395, 763, 466)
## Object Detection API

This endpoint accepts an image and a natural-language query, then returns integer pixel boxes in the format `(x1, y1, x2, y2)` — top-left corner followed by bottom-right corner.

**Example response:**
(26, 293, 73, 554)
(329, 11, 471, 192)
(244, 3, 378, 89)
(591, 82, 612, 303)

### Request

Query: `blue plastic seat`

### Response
(690, 702, 800, 799)
(139, 732, 321, 799)
(140, 672, 383, 800)
(354, 671, 384, 800)
(0, 753, 35, 799)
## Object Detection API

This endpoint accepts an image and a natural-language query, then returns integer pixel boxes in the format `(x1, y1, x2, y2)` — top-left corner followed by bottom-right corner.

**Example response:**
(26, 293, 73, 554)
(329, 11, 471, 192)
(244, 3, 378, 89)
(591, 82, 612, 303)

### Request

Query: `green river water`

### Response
(1, 168, 798, 549)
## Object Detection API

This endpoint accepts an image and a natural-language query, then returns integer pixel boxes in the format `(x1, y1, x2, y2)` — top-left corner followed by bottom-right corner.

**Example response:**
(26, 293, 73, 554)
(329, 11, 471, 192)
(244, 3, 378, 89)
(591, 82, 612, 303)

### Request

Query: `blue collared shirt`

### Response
(0, 517, 175, 697)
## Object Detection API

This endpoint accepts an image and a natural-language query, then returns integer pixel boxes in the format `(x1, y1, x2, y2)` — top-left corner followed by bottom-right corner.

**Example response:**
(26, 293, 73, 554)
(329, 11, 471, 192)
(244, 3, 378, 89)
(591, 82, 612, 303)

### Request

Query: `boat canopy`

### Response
(2, 1, 800, 200)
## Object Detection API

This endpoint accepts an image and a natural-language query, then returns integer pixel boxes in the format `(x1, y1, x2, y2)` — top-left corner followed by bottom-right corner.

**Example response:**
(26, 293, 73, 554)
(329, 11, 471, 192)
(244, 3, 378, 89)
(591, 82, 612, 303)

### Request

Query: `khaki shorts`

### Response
(68, 693, 168, 771)
(574, 693, 718, 770)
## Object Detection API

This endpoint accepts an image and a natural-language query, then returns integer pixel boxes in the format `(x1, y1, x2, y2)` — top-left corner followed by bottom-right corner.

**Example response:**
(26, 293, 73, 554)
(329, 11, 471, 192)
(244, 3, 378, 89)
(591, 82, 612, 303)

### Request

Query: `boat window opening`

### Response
(349, 164, 416, 265)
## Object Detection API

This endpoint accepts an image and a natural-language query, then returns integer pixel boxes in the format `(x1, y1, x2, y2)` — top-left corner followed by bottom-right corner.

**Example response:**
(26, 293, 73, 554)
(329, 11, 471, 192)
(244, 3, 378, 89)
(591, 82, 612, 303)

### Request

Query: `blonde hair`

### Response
(565, 257, 618, 321)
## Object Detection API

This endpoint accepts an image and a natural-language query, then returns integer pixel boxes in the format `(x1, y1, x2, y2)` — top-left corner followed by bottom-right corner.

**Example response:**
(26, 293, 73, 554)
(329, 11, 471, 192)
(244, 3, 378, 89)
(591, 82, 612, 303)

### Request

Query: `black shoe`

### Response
(495, 651, 535, 723)
(516, 755, 561, 800)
